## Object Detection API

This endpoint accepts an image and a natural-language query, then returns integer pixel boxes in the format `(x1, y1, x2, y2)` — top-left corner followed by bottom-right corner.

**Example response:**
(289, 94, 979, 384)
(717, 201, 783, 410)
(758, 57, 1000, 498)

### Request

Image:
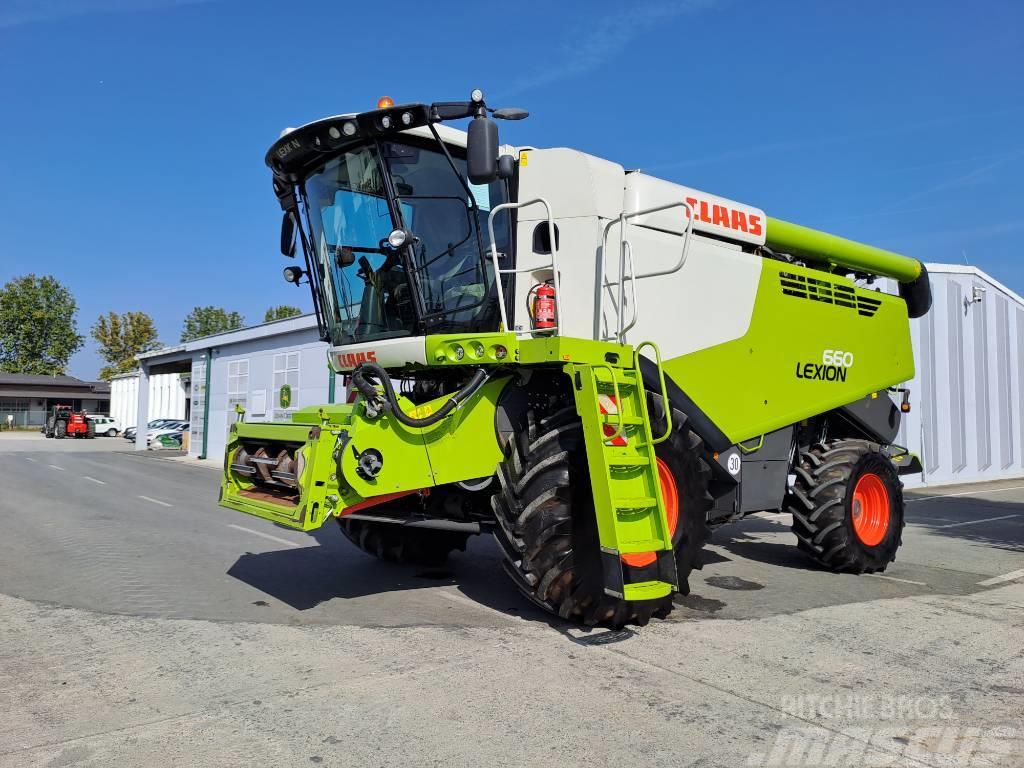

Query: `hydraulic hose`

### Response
(350, 362, 489, 428)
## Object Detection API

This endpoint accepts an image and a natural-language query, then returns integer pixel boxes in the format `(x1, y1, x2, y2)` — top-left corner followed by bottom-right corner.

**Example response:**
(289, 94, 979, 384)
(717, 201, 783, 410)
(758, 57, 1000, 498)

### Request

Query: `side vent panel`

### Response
(779, 272, 882, 317)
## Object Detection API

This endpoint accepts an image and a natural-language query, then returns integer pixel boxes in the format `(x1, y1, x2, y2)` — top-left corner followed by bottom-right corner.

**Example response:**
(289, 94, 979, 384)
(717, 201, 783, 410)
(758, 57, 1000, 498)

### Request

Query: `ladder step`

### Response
(622, 581, 673, 602)
(602, 414, 645, 426)
(619, 538, 668, 552)
(606, 456, 650, 468)
(613, 496, 658, 510)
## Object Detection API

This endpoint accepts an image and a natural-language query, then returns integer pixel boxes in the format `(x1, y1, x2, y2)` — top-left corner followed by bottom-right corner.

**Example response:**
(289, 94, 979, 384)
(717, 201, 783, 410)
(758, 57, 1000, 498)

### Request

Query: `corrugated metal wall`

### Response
(110, 373, 188, 429)
(898, 265, 1024, 487)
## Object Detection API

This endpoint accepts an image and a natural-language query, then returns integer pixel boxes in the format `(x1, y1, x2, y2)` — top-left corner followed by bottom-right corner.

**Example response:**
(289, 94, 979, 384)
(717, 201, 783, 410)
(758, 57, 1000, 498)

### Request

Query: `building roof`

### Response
(137, 313, 321, 363)
(0, 373, 110, 400)
(0, 373, 91, 387)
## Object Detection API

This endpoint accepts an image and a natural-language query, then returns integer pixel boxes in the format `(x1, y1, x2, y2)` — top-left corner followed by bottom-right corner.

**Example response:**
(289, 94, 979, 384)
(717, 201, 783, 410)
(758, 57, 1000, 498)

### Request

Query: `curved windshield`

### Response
(300, 139, 509, 346)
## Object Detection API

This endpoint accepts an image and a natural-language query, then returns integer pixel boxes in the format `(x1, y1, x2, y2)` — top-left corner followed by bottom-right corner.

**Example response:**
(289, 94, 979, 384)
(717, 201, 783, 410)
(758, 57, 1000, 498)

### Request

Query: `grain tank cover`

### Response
(623, 173, 767, 246)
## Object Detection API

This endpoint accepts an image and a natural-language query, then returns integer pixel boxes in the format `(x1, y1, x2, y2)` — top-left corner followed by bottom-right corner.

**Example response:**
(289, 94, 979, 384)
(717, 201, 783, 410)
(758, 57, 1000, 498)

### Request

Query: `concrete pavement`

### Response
(0, 434, 1021, 766)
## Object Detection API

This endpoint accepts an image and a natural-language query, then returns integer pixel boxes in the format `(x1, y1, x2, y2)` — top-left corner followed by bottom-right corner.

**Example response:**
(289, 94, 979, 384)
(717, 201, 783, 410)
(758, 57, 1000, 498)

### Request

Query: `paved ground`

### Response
(1, 433, 1021, 766)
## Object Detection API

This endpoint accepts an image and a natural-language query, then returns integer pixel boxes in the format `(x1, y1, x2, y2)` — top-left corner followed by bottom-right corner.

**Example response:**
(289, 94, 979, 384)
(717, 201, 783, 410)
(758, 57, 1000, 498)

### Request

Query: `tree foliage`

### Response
(91, 311, 162, 381)
(0, 274, 84, 375)
(180, 306, 245, 342)
(263, 305, 302, 323)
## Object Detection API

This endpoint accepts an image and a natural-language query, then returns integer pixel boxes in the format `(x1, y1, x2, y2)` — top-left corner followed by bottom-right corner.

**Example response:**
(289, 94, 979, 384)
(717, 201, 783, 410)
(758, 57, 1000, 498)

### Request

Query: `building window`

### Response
(273, 352, 299, 419)
(227, 360, 249, 408)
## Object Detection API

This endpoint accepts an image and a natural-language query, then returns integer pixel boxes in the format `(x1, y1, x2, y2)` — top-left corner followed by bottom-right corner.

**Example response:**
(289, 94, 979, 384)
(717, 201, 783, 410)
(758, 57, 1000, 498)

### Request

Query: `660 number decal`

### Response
(822, 349, 854, 367)
(795, 349, 855, 382)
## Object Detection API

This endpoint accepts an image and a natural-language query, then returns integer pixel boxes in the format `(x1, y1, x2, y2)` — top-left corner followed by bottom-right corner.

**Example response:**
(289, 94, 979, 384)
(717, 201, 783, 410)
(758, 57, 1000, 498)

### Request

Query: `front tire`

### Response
(787, 439, 904, 572)
(491, 394, 712, 628)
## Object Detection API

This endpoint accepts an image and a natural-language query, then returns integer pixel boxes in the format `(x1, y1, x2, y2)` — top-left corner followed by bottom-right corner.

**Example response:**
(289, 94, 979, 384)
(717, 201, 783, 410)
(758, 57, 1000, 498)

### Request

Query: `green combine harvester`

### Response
(220, 90, 931, 627)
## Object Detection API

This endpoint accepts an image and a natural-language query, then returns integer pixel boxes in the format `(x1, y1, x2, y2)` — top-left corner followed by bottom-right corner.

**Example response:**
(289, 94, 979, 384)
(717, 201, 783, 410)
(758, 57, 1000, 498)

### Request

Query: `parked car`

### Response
(146, 420, 190, 445)
(87, 415, 120, 437)
(124, 418, 179, 441)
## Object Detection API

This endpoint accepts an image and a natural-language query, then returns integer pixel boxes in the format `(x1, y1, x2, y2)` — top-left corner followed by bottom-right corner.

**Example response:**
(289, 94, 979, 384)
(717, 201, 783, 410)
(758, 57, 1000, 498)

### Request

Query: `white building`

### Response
(135, 264, 1024, 489)
(134, 314, 330, 459)
(897, 264, 1024, 486)
(109, 372, 189, 429)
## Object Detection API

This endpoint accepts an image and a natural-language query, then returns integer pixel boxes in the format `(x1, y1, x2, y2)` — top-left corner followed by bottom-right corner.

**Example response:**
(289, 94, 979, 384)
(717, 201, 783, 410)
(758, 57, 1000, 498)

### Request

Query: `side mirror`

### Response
(280, 212, 296, 257)
(467, 114, 498, 185)
(283, 265, 304, 285)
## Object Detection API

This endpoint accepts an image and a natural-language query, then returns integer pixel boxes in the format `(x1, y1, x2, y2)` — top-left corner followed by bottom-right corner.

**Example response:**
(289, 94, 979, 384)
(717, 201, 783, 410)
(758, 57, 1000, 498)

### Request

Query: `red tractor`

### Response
(43, 405, 94, 439)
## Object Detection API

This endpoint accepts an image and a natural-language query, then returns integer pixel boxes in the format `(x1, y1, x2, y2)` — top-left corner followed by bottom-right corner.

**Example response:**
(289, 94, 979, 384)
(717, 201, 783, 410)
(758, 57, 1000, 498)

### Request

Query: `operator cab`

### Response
(267, 93, 525, 348)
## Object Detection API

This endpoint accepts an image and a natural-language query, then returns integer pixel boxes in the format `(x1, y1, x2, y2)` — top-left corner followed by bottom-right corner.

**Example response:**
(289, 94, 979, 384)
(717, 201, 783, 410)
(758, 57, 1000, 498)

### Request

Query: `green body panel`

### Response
(662, 258, 915, 444)
(766, 217, 922, 283)
(219, 376, 510, 531)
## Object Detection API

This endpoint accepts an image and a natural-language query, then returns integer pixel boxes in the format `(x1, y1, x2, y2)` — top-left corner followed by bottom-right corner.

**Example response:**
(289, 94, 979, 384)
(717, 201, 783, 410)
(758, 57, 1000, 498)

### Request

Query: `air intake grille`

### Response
(779, 272, 882, 317)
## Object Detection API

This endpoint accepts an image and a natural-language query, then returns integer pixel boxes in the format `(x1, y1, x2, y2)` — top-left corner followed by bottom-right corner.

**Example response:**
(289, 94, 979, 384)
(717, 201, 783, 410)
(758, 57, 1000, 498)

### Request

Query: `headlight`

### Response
(387, 229, 408, 248)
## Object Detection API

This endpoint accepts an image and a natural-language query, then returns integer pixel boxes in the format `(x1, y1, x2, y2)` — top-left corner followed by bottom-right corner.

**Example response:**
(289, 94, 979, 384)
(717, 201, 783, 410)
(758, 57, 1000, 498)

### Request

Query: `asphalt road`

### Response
(1, 433, 1022, 766)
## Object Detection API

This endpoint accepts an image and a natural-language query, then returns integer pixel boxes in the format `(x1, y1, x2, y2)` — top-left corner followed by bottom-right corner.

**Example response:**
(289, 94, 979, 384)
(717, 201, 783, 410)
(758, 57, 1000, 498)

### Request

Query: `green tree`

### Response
(91, 311, 162, 381)
(180, 306, 245, 342)
(263, 305, 302, 323)
(0, 274, 84, 375)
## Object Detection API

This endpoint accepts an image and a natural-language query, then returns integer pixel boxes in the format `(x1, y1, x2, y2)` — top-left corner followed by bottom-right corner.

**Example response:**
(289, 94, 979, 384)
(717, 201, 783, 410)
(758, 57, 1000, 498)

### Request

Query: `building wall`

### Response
(189, 329, 329, 459)
(111, 373, 188, 428)
(896, 266, 1024, 487)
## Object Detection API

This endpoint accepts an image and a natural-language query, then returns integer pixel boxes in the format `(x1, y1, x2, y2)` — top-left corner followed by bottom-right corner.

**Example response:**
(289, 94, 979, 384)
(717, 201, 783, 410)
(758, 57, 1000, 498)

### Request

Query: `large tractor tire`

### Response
(337, 514, 470, 567)
(492, 394, 712, 628)
(86, 422, 95, 439)
(787, 439, 905, 572)
(54, 420, 67, 439)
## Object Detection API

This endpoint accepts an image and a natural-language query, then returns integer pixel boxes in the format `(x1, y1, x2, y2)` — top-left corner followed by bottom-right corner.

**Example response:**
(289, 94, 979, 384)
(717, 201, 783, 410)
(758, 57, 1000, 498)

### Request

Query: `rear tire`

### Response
(337, 519, 469, 566)
(787, 439, 904, 572)
(55, 421, 66, 439)
(491, 394, 712, 628)
(107, 428, 117, 437)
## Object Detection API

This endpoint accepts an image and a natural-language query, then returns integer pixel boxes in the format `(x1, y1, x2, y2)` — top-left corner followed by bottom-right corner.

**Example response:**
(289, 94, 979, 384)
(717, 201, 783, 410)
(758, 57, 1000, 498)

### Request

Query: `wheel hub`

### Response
(851, 472, 890, 546)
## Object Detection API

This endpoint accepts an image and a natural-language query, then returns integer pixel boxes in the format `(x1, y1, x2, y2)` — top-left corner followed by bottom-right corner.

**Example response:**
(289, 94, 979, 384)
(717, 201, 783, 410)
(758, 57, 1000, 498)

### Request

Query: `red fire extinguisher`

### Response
(533, 283, 556, 330)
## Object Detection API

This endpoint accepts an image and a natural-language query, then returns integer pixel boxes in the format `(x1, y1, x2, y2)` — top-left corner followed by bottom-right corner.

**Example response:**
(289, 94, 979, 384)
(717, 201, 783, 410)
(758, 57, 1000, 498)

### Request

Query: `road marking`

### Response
(82, 476, 106, 485)
(907, 484, 1024, 502)
(24, 457, 36, 463)
(867, 573, 927, 586)
(977, 568, 1024, 587)
(48, 464, 64, 471)
(226, 523, 300, 548)
(138, 495, 173, 508)
(932, 514, 1020, 529)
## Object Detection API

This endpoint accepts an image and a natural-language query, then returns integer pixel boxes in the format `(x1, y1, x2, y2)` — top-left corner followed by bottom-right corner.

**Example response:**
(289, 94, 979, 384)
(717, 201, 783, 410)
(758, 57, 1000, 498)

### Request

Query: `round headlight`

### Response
(452, 344, 465, 361)
(380, 115, 392, 129)
(342, 121, 357, 136)
(471, 88, 484, 103)
(400, 111, 413, 126)
(328, 126, 341, 139)
(387, 229, 407, 248)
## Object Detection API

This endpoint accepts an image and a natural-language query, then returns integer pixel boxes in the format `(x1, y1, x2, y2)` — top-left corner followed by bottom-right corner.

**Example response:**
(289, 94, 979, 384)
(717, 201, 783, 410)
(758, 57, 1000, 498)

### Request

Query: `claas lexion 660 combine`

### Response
(220, 90, 931, 627)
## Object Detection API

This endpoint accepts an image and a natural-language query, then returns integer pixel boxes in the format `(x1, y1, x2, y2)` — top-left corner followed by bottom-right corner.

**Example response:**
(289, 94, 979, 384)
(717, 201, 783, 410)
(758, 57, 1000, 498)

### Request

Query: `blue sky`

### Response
(1, 0, 1021, 379)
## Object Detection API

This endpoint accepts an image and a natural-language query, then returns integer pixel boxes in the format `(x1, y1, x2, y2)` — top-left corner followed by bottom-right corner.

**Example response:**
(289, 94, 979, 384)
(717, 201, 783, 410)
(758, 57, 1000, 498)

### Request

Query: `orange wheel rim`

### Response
(851, 472, 890, 546)
(622, 458, 680, 568)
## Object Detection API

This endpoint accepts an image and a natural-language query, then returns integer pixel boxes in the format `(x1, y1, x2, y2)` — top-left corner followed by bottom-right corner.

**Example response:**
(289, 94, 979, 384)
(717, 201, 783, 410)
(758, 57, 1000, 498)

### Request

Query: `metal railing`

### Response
(487, 198, 563, 337)
(596, 201, 695, 343)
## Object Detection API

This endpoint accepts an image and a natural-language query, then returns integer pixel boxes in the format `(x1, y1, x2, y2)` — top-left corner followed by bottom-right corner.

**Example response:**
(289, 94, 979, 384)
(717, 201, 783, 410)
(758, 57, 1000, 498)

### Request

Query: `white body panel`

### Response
(623, 173, 766, 246)
(329, 337, 427, 372)
(511, 149, 762, 353)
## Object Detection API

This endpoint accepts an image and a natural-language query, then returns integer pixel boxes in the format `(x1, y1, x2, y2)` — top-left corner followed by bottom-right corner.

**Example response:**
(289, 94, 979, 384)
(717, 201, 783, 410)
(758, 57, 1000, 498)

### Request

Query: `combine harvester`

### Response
(220, 91, 931, 626)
